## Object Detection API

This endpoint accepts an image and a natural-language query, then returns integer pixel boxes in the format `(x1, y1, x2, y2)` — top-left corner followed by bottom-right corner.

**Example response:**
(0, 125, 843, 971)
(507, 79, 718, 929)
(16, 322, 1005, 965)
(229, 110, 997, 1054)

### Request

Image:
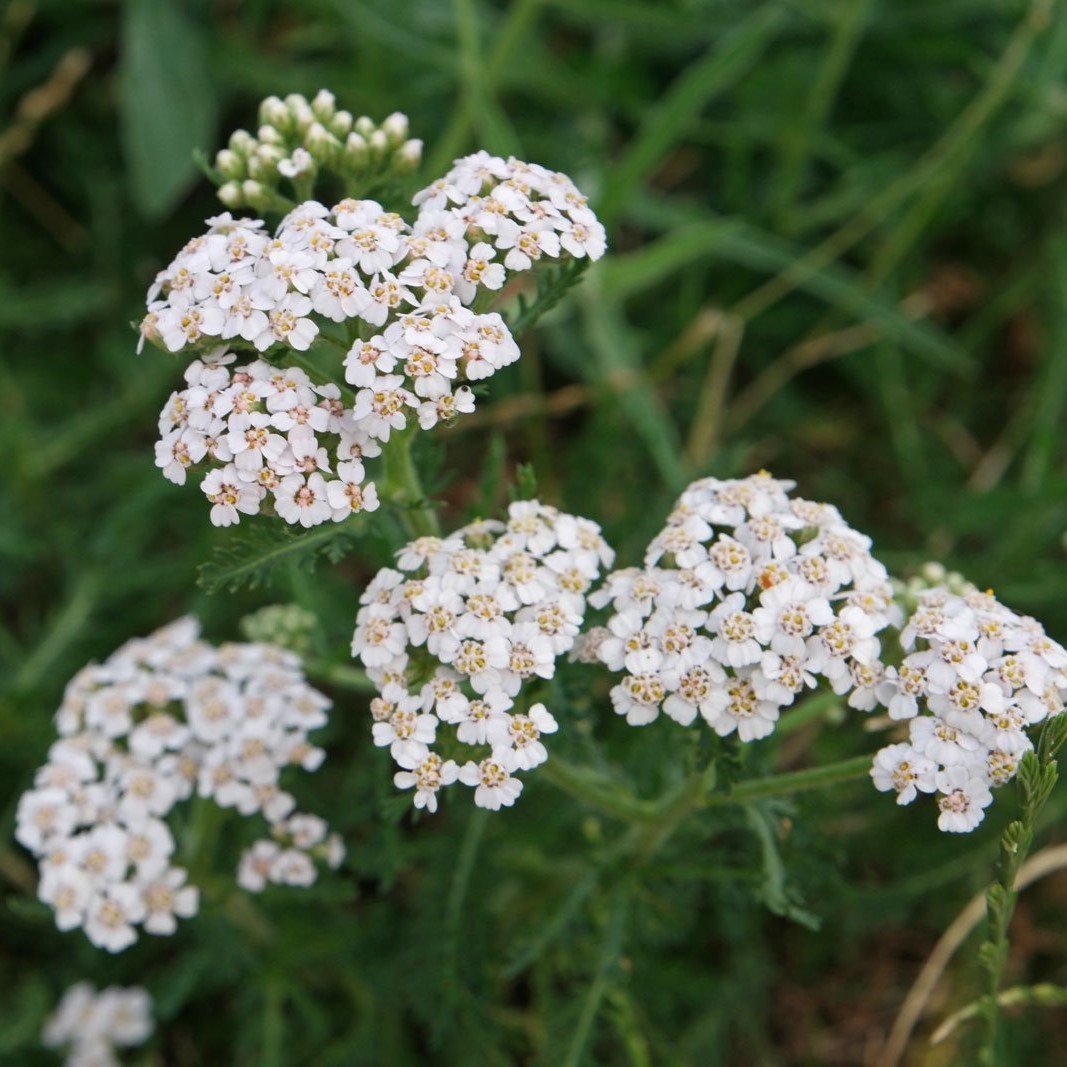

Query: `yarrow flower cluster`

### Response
(413, 149, 607, 270)
(351, 501, 615, 812)
(141, 93, 606, 529)
(16, 619, 341, 952)
(42, 983, 152, 1067)
(155, 352, 381, 528)
(871, 584, 1067, 832)
(590, 473, 899, 740)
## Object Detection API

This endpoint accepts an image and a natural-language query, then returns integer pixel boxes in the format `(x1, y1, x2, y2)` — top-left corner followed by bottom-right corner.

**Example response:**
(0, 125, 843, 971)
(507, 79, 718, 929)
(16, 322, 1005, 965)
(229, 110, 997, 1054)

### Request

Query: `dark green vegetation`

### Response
(4, 1, 1067, 1063)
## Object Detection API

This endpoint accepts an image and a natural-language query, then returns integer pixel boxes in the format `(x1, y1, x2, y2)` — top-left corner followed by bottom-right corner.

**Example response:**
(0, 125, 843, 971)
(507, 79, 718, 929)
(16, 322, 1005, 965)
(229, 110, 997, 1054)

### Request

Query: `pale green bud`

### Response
(217, 180, 244, 208)
(306, 121, 341, 164)
(229, 129, 258, 156)
(215, 148, 246, 181)
(345, 131, 369, 166)
(354, 115, 376, 138)
(920, 561, 947, 584)
(381, 111, 409, 146)
(311, 89, 337, 121)
(395, 138, 423, 174)
(330, 109, 353, 138)
(368, 128, 388, 160)
(259, 95, 290, 131)
(257, 124, 285, 147)
(239, 603, 318, 656)
(241, 180, 271, 211)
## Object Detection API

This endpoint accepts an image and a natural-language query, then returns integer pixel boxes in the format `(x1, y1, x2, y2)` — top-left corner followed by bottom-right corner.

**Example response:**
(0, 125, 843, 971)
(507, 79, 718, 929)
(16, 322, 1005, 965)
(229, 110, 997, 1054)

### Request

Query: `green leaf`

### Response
(197, 518, 367, 594)
(600, 216, 970, 372)
(597, 4, 785, 222)
(119, 0, 218, 217)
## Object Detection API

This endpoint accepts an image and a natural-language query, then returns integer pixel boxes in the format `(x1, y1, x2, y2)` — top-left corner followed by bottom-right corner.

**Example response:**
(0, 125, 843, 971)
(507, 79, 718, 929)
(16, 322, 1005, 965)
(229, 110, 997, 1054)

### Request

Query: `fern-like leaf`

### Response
(197, 516, 367, 594)
(505, 258, 590, 336)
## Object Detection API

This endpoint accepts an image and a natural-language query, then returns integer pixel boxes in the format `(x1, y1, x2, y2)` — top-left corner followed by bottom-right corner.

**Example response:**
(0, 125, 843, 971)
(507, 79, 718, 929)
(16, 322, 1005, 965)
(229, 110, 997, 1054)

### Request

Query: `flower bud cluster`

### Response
(15, 619, 341, 952)
(591, 473, 899, 740)
(351, 502, 615, 812)
(43, 983, 152, 1067)
(871, 584, 1067, 831)
(240, 602, 319, 656)
(214, 93, 422, 210)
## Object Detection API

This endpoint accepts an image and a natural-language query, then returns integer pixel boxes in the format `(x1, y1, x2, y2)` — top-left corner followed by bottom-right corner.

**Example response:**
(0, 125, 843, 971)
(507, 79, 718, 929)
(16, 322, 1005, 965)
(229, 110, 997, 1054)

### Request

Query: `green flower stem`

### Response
(539, 758, 663, 823)
(703, 753, 873, 807)
(182, 794, 225, 883)
(381, 428, 441, 538)
(543, 752, 873, 835)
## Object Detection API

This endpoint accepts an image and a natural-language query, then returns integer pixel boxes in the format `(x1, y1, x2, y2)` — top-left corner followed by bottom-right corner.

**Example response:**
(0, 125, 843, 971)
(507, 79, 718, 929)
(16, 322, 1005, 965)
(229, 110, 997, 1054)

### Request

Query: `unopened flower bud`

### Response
(381, 111, 409, 146)
(215, 148, 246, 181)
(257, 124, 285, 147)
(290, 99, 315, 135)
(256, 143, 285, 167)
(306, 121, 341, 164)
(217, 180, 244, 208)
(920, 561, 947, 584)
(311, 89, 336, 121)
(259, 95, 290, 131)
(354, 115, 376, 138)
(241, 179, 275, 212)
(368, 128, 388, 159)
(330, 109, 353, 138)
(345, 131, 368, 166)
(395, 138, 423, 173)
(229, 129, 258, 156)
(247, 151, 277, 182)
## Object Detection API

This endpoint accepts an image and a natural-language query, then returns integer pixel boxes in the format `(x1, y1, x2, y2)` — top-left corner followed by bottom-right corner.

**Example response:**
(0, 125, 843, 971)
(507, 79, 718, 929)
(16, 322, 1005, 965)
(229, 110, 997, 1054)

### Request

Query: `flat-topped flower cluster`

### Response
(351, 501, 615, 811)
(872, 584, 1067, 831)
(142, 103, 605, 531)
(43, 983, 152, 1067)
(15, 619, 341, 952)
(589, 473, 900, 739)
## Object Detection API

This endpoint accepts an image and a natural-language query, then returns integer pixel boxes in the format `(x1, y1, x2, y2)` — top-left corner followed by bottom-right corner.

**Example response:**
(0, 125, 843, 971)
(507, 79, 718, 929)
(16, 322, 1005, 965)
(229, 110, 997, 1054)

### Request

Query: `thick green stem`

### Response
(543, 751, 872, 839)
(381, 429, 441, 538)
(540, 758, 662, 823)
(705, 754, 872, 807)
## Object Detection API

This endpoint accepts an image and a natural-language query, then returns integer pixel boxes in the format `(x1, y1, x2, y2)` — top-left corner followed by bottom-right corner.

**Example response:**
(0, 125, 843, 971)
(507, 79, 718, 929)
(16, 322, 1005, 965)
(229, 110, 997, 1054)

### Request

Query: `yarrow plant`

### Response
(143, 93, 605, 531)
(871, 580, 1067, 831)
(16, 618, 341, 952)
(351, 500, 614, 811)
(19, 85, 1067, 1064)
(42, 983, 152, 1067)
(589, 472, 899, 738)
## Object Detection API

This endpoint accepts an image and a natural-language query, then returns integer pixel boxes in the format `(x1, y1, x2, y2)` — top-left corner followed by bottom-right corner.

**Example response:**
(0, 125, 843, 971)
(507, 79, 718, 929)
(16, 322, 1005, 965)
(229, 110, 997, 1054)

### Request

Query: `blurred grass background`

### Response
(4, 0, 1067, 1063)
